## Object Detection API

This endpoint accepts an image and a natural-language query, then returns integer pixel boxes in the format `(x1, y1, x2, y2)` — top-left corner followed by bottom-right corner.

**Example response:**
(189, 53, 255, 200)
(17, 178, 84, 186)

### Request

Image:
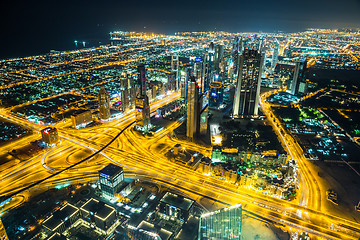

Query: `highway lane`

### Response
(1, 90, 360, 239)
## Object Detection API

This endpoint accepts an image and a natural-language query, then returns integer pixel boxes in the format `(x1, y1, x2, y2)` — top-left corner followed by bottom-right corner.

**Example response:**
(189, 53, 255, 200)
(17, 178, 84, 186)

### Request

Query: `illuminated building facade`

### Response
(233, 50, 264, 117)
(198, 204, 242, 240)
(137, 64, 147, 98)
(289, 59, 308, 95)
(181, 67, 193, 102)
(71, 110, 92, 129)
(171, 55, 179, 89)
(98, 86, 111, 120)
(135, 95, 151, 129)
(272, 39, 280, 71)
(135, 65, 151, 129)
(0, 218, 8, 240)
(214, 44, 224, 73)
(80, 198, 116, 232)
(41, 127, 59, 146)
(99, 163, 124, 198)
(167, 72, 176, 91)
(186, 77, 201, 139)
(43, 204, 80, 234)
(157, 192, 194, 222)
(209, 81, 224, 109)
(201, 59, 209, 93)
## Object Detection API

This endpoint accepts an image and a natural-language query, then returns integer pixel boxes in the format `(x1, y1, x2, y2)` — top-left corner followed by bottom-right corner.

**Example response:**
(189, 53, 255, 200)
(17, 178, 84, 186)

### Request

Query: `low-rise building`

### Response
(80, 198, 116, 232)
(71, 109, 93, 129)
(157, 192, 194, 223)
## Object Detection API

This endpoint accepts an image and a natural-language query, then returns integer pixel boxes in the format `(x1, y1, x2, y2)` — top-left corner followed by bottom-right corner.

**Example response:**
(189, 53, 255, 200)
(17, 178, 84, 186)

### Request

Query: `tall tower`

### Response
(187, 77, 201, 140)
(290, 59, 307, 95)
(137, 64, 147, 98)
(201, 54, 210, 93)
(98, 86, 111, 120)
(0, 218, 8, 240)
(272, 39, 280, 71)
(135, 64, 150, 129)
(167, 72, 176, 91)
(214, 45, 224, 73)
(171, 55, 179, 90)
(120, 73, 129, 112)
(233, 50, 264, 117)
(181, 67, 193, 102)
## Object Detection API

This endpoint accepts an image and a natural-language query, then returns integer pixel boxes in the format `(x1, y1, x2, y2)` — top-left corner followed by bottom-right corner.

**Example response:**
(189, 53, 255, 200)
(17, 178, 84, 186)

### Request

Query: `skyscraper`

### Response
(0, 218, 8, 240)
(167, 72, 176, 91)
(289, 59, 308, 95)
(214, 45, 224, 73)
(120, 73, 130, 112)
(135, 65, 151, 129)
(201, 54, 210, 93)
(181, 67, 193, 102)
(171, 55, 179, 90)
(98, 86, 111, 120)
(137, 64, 147, 98)
(186, 77, 201, 139)
(209, 82, 224, 109)
(272, 39, 280, 71)
(198, 204, 242, 240)
(135, 96, 150, 129)
(233, 50, 264, 117)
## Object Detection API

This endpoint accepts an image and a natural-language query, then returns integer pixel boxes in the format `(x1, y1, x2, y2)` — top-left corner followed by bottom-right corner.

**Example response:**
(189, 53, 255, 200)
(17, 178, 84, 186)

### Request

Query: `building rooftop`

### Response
(46, 232, 68, 240)
(99, 163, 123, 178)
(160, 192, 194, 211)
(81, 198, 115, 221)
(43, 204, 78, 232)
(71, 109, 91, 116)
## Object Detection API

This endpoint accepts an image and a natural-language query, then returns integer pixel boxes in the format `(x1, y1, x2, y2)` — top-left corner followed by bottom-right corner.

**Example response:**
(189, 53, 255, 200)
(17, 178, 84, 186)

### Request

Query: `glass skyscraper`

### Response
(198, 204, 242, 240)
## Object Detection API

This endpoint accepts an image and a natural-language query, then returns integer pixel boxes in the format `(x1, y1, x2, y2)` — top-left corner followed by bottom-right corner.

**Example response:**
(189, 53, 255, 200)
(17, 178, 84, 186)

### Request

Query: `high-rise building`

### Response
(99, 163, 124, 198)
(135, 65, 151, 129)
(201, 55, 210, 93)
(289, 59, 308, 95)
(121, 89, 129, 112)
(199, 108, 208, 135)
(232, 36, 239, 53)
(194, 60, 202, 84)
(171, 55, 179, 90)
(135, 95, 151, 129)
(137, 64, 147, 98)
(98, 86, 111, 120)
(272, 39, 280, 71)
(186, 77, 201, 139)
(233, 50, 264, 117)
(209, 82, 224, 109)
(198, 204, 242, 240)
(167, 72, 176, 91)
(0, 218, 8, 240)
(41, 127, 59, 146)
(181, 67, 193, 102)
(209, 42, 215, 54)
(214, 45, 224, 72)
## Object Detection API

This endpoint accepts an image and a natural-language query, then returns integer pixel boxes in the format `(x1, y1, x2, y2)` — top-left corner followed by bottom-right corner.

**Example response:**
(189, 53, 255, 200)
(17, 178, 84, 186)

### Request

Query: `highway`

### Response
(0, 91, 360, 239)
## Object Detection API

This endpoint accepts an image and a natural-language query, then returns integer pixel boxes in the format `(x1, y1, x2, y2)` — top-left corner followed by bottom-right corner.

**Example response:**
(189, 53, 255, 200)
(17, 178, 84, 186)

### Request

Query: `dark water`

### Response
(0, 26, 110, 60)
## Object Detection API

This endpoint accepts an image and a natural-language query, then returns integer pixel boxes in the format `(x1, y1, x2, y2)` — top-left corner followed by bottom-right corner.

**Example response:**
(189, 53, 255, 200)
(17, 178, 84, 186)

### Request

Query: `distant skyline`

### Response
(1, 0, 360, 59)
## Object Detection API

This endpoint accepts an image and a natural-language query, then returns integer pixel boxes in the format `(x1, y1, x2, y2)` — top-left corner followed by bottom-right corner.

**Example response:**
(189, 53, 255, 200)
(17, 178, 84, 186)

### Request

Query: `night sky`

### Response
(1, 0, 360, 59)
